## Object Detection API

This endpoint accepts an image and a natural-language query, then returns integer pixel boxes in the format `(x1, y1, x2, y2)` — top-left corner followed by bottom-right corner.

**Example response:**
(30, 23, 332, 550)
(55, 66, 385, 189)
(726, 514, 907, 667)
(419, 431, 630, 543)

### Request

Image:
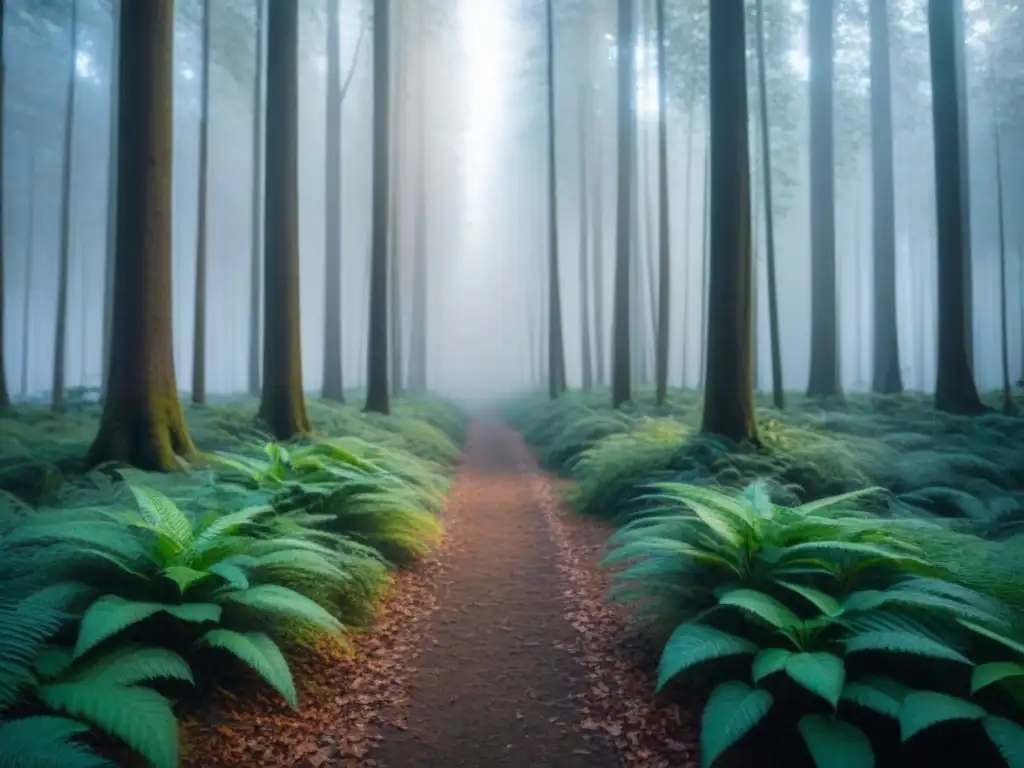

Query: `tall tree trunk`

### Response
(248, 0, 265, 397)
(578, 85, 593, 391)
(681, 107, 693, 387)
(754, 0, 784, 408)
(927, 0, 984, 414)
(21, 151, 37, 398)
(101, 0, 121, 398)
(953, 0, 973, 366)
(806, 0, 841, 398)
(322, 0, 345, 402)
(191, 0, 212, 405)
(611, 0, 634, 408)
(868, 0, 902, 395)
(259, 0, 311, 438)
(89, 0, 196, 469)
(407, 1, 428, 395)
(365, 0, 391, 414)
(989, 63, 1013, 414)
(654, 0, 670, 405)
(389, 24, 404, 399)
(698, 127, 709, 387)
(52, 0, 79, 413)
(591, 128, 605, 387)
(701, 0, 757, 443)
(643, 124, 658, 382)
(0, 1, 7, 413)
(545, 0, 566, 398)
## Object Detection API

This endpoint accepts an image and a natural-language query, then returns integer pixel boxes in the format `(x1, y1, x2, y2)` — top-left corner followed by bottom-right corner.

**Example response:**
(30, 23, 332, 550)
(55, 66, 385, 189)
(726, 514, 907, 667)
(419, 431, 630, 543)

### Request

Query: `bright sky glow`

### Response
(787, 49, 810, 80)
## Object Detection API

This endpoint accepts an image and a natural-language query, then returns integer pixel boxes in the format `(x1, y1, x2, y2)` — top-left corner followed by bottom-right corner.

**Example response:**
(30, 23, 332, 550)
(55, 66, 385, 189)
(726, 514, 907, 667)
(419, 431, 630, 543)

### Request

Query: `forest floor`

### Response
(182, 420, 701, 767)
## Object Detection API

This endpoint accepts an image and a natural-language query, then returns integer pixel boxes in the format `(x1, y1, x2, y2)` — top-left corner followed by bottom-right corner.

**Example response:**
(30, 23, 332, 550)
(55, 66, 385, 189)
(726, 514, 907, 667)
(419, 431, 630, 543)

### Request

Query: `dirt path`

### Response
(372, 420, 620, 767)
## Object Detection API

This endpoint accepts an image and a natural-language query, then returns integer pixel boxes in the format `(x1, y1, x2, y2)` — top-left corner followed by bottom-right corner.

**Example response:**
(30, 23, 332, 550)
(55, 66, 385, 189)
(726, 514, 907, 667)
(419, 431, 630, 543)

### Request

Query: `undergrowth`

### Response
(506, 387, 1024, 767)
(0, 395, 464, 767)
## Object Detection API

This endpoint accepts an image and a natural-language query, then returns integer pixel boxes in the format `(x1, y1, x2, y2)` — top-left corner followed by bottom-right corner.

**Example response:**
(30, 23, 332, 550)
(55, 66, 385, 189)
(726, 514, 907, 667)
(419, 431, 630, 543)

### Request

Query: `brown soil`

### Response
(371, 420, 620, 767)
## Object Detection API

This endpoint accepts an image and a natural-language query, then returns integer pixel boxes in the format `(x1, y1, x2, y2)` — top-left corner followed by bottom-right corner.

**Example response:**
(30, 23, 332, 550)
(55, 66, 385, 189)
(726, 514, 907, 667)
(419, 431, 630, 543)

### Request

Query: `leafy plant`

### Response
(604, 482, 1024, 767)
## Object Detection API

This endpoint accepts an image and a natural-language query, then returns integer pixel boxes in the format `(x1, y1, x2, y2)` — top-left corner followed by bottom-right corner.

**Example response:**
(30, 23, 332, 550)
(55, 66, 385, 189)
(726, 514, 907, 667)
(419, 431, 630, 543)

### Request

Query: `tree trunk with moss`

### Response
(259, 0, 311, 438)
(52, 0, 79, 412)
(191, 0, 212, 405)
(365, 0, 391, 414)
(611, 0, 633, 409)
(927, 0, 984, 415)
(88, 0, 196, 470)
(806, 0, 841, 399)
(700, 0, 758, 444)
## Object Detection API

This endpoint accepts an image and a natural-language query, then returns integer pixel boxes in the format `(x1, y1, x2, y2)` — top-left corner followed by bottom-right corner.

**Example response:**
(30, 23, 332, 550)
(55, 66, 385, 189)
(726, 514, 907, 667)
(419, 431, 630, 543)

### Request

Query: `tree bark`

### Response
(806, 0, 842, 398)
(700, 0, 757, 444)
(578, 84, 593, 391)
(0, 0, 7, 414)
(654, 0, 670, 405)
(927, 0, 984, 414)
(21, 150, 37, 398)
(611, 0, 633, 409)
(259, 0, 311, 438)
(591, 128, 605, 388)
(365, 0, 392, 414)
(755, 0, 784, 408)
(868, 0, 902, 395)
(52, 0, 79, 413)
(680, 107, 693, 387)
(101, 0, 121, 399)
(389, 20, 404, 399)
(698, 125, 709, 387)
(322, 0, 345, 402)
(248, 0, 265, 397)
(407, 2, 428, 394)
(988, 59, 1013, 414)
(191, 0, 212, 405)
(88, 0, 196, 470)
(545, 0, 566, 398)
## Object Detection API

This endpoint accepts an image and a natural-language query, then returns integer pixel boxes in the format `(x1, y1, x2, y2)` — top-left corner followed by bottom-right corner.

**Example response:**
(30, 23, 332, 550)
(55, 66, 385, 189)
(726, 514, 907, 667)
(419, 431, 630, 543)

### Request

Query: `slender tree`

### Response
(697, 130, 709, 386)
(591, 128, 605, 387)
(654, 0, 670, 406)
(611, 0, 634, 408)
(88, 0, 197, 469)
(323, 0, 344, 402)
(365, 0, 392, 414)
(988, 58, 1013, 414)
(407, 3, 429, 394)
(52, 0, 79, 412)
(21, 151, 37, 398)
(680, 107, 693, 386)
(259, 0, 311, 438)
(389, 20, 405, 399)
(0, 0, 7, 414)
(806, 0, 841, 398)
(700, 0, 757, 443)
(754, 0, 784, 408)
(545, 0, 566, 398)
(578, 84, 593, 391)
(191, 0, 212, 404)
(867, 0, 902, 395)
(248, 0, 265, 397)
(927, 0, 984, 414)
(101, 0, 121, 397)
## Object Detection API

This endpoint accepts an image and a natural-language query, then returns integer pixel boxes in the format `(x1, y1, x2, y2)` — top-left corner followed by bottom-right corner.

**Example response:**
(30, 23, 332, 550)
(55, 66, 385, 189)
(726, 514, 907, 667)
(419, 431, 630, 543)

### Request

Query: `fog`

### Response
(2, 0, 1023, 404)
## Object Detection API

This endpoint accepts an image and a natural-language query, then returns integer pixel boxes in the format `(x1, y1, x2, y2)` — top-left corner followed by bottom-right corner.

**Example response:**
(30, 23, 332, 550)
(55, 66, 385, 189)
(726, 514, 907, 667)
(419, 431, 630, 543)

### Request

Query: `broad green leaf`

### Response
(76, 646, 194, 687)
(776, 581, 843, 617)
(198, 630, 297, 708)
(39, 683, 178, 768)
(657, 624, 758, 691)
(752, 648, 792, 683)
(124, 481, 194, 548)
(899, 691, 986, 742)
(718, 589, 800, 629)
(798, 715, 875, 768)
(844, 629, 972, 665)
(785, 652, 845, 708)
(221, 584, 343, 630)
(972, 662, 1024, 695)
(982, 716, 1024, 768)
(75, 596, 221, 658)
(700, 681, 773, 768)
(208, 562, 250, 590)
(840, 676, 912, 719)
(162, 566, 212, 594)
(796, 487, 883, 515)
(959, 619, 1024, 657)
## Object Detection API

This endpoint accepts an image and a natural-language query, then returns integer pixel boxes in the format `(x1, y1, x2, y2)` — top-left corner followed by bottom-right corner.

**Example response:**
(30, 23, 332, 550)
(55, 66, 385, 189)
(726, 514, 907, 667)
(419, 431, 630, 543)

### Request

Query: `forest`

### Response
(1, 0, 1023, 766)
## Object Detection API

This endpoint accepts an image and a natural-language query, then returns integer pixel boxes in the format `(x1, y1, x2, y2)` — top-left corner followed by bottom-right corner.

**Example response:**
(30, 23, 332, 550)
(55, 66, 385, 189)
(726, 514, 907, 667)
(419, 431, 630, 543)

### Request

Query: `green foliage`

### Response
(0, 397, 463, 766)
(607, 482, 1024, 766)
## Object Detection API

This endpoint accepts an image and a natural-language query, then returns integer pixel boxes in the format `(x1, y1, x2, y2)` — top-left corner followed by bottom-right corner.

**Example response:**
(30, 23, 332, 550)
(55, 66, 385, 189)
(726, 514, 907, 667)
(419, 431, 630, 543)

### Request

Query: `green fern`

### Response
(197, 629, 297, 707)
(0, 716, 113, 768)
